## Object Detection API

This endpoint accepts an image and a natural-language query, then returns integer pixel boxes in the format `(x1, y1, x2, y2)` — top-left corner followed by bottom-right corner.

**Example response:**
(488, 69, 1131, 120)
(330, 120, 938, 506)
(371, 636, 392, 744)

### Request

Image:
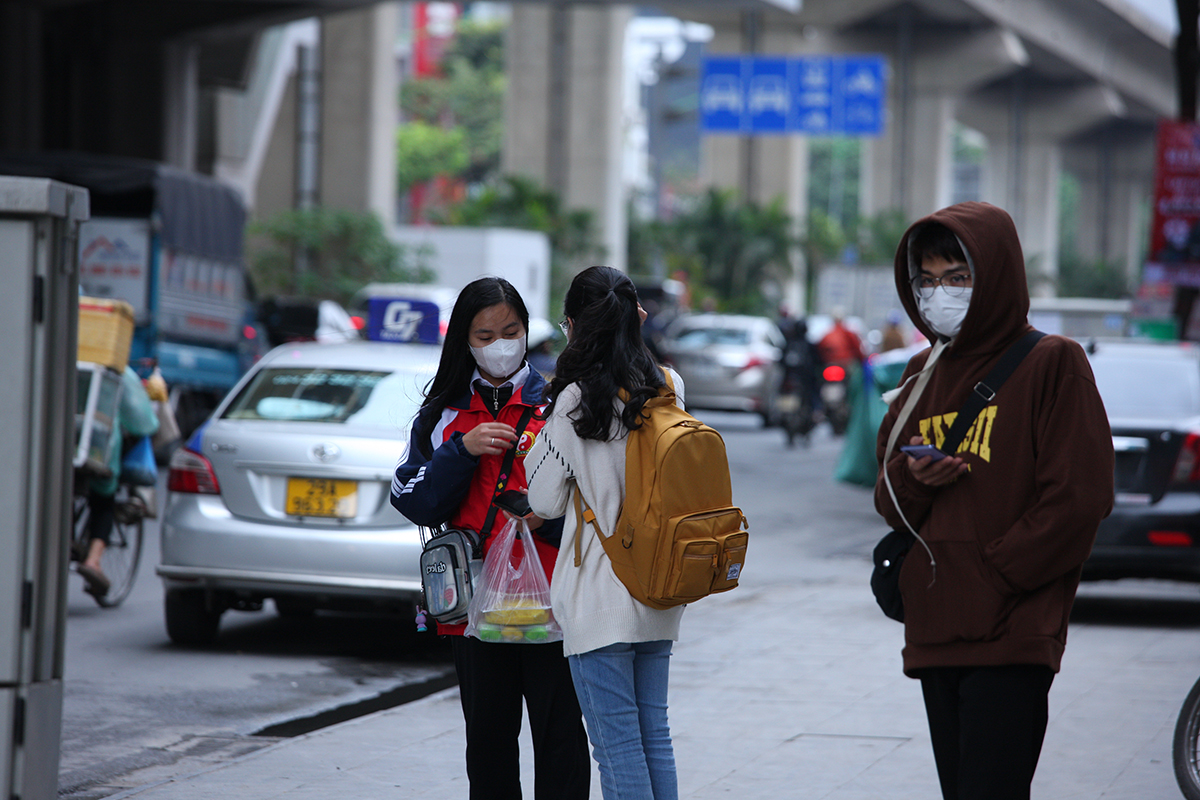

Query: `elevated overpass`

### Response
(0, 0, 1178, 287)
(504, 0, 1173, 282)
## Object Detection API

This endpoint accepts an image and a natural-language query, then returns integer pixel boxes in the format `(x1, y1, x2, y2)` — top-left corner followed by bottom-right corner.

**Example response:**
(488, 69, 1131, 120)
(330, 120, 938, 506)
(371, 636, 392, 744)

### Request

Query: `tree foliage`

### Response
(629, 188, 799, 314)
(399, 19, 506, 186)
(247, 208, 433, 306)
(396, 122, 468, 191)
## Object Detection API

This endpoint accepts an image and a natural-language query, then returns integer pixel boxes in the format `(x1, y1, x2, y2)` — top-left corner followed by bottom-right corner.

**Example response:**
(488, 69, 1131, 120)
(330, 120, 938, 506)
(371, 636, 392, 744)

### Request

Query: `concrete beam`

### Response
(960, 81, 1126, 142)
(959, 0, 1174, 117)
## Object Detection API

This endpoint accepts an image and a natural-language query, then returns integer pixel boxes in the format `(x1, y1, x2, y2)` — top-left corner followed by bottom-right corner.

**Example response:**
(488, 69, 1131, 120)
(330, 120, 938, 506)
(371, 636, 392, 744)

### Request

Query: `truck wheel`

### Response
(165, 589, 223, 646)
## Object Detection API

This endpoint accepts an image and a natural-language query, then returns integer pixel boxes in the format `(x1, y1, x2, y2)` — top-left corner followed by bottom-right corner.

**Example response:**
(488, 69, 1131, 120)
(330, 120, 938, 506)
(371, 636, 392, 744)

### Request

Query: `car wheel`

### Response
(165, 589, 223, 646)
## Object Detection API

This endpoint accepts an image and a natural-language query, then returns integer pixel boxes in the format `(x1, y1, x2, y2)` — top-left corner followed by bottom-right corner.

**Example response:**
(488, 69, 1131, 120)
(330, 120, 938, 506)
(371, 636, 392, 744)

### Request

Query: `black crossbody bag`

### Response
(872, 330, 1044, 622)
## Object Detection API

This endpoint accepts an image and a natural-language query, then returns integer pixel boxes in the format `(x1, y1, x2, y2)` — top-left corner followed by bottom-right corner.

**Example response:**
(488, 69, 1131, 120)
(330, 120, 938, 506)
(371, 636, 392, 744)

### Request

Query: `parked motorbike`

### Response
(821, 363, 851, 436)
(1175, 674, 1200, 799)
(778, 376, 816, 448)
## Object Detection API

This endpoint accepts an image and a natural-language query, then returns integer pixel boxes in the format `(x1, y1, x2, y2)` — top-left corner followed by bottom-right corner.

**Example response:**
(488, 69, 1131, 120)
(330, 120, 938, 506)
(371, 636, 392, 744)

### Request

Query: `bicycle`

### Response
(1174, 674, 1200, 800)
(70, 470, 148, 608)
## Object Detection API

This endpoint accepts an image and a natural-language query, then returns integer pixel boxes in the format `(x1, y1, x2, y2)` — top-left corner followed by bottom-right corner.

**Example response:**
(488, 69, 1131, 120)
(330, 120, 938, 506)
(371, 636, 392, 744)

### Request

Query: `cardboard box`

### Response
(78, 297, 134, 373)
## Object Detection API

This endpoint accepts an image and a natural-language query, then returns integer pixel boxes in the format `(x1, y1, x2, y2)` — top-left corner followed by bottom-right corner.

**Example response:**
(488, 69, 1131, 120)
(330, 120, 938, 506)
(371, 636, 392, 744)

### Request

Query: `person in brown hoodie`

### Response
(874, 202, 1114, 800)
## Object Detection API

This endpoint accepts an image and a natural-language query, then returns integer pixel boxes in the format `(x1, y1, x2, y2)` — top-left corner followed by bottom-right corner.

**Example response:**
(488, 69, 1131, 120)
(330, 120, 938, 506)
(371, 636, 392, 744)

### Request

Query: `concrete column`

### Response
(697, 22, 809, 308)
(861, 26, 1028, 220)
(962, 81, 1125, 291)
(698, 23, 808, 216)
(319, 3, 397, 222)
(504, 4, 631, 272)
(1064, 133, 1155, 287)
(163, 41, 200, 170)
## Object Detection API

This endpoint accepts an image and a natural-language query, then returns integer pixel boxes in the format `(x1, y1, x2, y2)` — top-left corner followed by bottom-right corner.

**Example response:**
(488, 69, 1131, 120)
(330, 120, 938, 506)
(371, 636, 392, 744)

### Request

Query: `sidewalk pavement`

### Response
(112, 556, 1200, 800)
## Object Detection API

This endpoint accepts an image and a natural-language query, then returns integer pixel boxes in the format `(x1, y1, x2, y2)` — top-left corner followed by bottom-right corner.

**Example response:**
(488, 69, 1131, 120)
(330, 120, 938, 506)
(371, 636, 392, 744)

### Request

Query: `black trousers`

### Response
(919, 664, 1056, 800)
(86, 491, 115, 546)
(451, 635, 590, 800)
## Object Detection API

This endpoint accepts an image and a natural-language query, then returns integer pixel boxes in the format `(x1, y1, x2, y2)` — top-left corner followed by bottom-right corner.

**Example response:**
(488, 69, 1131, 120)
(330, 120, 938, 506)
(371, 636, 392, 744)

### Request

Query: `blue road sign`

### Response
(700, 54, 886, 136)
(699, 56, 744, 132)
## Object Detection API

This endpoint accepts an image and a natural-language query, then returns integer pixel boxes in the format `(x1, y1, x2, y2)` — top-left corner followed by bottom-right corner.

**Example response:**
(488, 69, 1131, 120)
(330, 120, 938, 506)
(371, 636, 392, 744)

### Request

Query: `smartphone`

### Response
(900, 444, 948, 461)
(494, 489, 533, 517)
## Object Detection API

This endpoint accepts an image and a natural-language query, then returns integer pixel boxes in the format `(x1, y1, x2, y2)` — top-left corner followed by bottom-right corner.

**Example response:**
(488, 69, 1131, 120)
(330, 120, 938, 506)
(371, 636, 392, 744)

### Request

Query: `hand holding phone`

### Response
(900, 444, 947, 462)
(494, 489, 533, 518)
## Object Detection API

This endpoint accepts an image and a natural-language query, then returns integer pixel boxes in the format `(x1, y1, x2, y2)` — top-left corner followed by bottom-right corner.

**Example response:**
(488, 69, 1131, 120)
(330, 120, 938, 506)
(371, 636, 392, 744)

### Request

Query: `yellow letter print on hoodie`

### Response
(918, 407, 999, 463)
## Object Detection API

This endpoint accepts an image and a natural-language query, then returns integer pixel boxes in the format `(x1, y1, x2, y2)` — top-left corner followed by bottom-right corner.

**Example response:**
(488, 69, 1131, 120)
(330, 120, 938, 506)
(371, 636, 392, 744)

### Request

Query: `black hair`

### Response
(413, 277, 530, 453)
(543, 266, 665, 441)
(910, 222, 967, 267)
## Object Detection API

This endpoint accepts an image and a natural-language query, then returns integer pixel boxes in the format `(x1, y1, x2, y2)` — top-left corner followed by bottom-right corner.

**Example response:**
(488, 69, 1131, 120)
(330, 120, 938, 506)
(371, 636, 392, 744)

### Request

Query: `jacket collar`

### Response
(447, 362, 546, 410)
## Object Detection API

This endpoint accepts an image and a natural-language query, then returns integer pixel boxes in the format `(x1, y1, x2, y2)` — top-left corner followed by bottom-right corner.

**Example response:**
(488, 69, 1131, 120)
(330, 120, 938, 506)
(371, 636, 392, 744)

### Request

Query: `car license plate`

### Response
(286, 478, 358, 518)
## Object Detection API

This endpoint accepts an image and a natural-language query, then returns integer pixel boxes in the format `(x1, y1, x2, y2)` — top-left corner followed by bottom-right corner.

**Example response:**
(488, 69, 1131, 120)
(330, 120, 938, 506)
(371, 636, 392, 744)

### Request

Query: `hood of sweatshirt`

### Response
(894, 201, 1032, 359)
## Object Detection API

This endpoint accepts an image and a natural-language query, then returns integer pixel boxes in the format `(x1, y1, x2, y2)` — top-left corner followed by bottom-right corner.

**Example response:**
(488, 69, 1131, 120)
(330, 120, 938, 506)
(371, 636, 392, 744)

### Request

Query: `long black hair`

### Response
(543, 266, 665, 441)
(413, 277, 530, 453)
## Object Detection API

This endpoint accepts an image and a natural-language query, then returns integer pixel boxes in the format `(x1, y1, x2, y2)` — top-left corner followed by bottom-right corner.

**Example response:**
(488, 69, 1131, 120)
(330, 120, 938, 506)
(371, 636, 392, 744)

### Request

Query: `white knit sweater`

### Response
(526, 374, 686, 657)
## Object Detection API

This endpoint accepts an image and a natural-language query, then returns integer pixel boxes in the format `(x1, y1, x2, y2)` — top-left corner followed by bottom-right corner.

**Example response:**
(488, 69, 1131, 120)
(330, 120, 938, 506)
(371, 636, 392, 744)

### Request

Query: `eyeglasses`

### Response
(559, 319, 570, 337)
(912, 272, 971, 299)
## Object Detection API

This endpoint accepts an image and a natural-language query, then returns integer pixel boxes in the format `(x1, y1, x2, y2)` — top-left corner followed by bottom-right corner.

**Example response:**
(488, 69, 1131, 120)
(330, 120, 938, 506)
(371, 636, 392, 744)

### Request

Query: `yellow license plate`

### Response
(285, 478, 358, 518)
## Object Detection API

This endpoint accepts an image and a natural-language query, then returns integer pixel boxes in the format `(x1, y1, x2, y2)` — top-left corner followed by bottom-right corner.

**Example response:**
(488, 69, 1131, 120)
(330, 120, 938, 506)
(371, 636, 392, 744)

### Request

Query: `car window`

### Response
(1089, 355, 1200, 419)
(673, 327, 752, 346)
(223, 367, 428, 430)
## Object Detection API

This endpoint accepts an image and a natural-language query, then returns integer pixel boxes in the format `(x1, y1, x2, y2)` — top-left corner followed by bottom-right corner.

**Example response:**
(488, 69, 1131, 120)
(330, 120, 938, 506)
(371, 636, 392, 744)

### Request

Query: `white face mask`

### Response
(918, 288, 973, 339)
(470, 335, 526, 379)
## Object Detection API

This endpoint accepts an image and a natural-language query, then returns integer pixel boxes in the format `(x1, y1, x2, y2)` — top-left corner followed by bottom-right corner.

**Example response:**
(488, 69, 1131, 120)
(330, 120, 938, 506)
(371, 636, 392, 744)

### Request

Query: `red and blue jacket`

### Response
(391, 366, 562, 635)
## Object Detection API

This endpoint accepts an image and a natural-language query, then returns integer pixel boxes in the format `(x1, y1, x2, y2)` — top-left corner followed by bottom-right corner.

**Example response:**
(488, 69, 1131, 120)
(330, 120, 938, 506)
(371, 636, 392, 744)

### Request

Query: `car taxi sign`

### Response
(366, 297, 441, 344)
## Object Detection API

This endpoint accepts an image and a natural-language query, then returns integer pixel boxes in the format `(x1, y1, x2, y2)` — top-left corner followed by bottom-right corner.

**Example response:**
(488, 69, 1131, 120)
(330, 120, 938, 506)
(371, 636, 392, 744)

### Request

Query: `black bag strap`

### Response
(940, 330, 1045, 456)
(479, 404, 536, 539)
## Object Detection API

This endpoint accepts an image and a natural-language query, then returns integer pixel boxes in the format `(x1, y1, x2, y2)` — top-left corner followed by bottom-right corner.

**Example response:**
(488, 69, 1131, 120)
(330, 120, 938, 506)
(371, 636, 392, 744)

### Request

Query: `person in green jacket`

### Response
(78, 366, 158, 602)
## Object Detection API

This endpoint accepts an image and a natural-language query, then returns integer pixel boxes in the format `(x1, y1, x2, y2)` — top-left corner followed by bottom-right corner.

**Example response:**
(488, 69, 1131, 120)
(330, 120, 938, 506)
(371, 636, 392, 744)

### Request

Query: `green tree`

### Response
(396, 121, 468, 191)
(247, 208, 433, 306)
(400, 19, 506, 186)
(631, 188, 798, 314)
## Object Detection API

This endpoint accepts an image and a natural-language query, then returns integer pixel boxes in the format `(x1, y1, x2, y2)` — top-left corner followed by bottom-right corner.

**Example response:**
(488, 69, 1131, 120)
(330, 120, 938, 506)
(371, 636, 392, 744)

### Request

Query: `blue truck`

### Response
(0, 153, 258, 436)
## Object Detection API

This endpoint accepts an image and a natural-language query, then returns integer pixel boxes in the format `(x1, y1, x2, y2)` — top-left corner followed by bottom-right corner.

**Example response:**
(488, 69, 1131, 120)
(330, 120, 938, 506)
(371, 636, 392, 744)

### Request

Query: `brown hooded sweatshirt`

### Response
(874, 202, 1114, 676)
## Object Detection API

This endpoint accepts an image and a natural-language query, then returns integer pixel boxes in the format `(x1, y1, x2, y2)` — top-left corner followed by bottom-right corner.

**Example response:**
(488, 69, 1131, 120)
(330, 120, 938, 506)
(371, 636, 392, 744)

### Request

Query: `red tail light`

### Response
(1148, 531, 1194, 547)
(740, 356, 768, 372)
(350, 315, 366, 331)
(167, 448, 221, 495)
(1173, 433, 1200, 483)
(823, 365, 846, 382)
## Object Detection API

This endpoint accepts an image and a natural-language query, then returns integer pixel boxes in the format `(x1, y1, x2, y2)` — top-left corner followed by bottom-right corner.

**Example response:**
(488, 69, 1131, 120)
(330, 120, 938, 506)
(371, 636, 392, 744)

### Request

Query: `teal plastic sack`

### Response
(121, 436, 158, 487)
(834, 359, 907, 488)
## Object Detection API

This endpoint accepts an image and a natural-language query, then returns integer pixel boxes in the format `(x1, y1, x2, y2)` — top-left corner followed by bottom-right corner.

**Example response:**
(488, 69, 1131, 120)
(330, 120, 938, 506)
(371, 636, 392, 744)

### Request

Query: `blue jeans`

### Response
(568, 640, 677, 800)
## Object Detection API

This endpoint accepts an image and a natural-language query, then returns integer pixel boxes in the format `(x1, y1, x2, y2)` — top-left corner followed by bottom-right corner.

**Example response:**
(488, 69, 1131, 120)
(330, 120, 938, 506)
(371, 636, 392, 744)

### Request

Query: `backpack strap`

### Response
(573, 486, 603, 567)
(939, 330, 1045, 456)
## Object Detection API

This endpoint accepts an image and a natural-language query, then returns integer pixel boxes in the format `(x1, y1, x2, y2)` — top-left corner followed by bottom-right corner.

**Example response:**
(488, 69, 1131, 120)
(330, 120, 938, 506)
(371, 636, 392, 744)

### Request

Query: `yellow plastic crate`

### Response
(78, 297, 134, 373)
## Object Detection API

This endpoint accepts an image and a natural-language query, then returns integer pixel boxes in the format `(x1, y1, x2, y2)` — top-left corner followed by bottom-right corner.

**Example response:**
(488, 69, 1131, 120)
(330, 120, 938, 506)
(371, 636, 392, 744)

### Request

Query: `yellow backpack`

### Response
(573, 371, 748, 609)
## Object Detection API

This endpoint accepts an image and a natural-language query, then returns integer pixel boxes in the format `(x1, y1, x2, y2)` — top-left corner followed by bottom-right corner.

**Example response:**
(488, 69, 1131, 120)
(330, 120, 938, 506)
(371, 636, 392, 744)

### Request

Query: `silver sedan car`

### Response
(158, 340, 439, 645)
(658, 313, 785, 422)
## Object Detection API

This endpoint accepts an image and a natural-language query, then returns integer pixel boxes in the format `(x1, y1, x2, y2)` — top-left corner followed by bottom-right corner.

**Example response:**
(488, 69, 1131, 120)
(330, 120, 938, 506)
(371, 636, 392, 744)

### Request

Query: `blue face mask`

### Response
(918, 288, 972, 339)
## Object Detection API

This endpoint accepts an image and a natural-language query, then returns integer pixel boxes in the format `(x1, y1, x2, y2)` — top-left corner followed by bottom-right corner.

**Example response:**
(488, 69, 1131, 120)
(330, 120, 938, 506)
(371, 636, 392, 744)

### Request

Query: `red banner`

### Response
(413, 2, 460, 78)
(1145, 119, 1200, 287)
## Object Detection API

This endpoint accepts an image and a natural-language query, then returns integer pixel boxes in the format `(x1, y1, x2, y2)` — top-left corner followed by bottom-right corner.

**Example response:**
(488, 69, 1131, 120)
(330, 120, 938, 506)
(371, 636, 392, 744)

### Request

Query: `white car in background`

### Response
(158, 339, 439, 646)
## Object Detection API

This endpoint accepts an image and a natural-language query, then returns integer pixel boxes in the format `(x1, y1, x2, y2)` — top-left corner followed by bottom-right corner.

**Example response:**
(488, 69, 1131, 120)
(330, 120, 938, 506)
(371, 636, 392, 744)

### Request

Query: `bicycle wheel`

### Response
(95, 491, 145, 607)
(1173, 675, 1200, 800)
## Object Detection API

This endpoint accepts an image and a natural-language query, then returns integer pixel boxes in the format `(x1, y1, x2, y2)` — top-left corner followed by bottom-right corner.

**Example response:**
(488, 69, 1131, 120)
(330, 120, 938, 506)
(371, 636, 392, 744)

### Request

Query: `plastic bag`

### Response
(465, 517, 562, 644)
(152, 400, 181, 450)
(121, 435, 158, 487)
